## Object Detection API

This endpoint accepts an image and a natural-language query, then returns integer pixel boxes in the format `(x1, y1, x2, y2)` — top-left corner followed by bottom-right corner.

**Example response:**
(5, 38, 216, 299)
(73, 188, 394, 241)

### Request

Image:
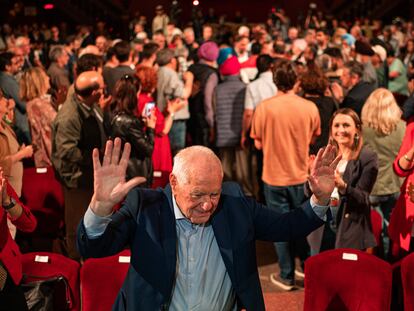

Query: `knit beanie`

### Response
(219, 56, 241, 76)
(197, 41, 219, 62)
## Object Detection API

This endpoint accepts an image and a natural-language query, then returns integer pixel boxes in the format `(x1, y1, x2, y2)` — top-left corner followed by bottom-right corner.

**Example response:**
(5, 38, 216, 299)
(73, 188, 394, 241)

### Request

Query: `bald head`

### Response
(79, 45, 102, 57)
(172, 146, 223, 185)
(75, 71, 104, 99)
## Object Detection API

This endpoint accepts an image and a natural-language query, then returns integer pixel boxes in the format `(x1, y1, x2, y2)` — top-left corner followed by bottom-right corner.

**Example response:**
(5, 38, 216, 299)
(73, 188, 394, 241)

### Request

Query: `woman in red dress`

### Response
(135, 66, 184, 188)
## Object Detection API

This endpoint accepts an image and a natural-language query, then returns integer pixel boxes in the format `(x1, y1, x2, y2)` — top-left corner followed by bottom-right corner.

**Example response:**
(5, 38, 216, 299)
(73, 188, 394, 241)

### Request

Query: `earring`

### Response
(354, 134, 360, 147)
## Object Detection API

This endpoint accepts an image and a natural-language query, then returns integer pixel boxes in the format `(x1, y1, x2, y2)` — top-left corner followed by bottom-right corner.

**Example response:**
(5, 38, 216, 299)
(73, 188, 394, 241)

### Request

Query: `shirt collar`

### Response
(259, 71, 273, 79)
(172, 193, 186, 220)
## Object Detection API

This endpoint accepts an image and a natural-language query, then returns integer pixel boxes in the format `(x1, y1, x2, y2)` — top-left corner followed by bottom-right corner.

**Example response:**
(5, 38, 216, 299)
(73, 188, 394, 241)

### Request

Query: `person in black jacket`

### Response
(300, 68, 337, 155)
(110, 75, 156, 186)
(331, 61, 376, 116)
(307, 108, 378, 254)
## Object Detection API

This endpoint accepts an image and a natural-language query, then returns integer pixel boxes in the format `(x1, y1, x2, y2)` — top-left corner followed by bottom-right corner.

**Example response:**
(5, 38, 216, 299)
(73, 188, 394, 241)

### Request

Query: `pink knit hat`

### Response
(219, 56, 241, 76)
(197, 41, 219, 61)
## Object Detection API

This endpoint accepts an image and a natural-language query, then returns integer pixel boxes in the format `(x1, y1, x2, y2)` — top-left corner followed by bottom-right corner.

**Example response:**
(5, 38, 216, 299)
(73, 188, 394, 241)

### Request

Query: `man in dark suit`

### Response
(77, 138, 340, 310)
(340, 60, 376, 116)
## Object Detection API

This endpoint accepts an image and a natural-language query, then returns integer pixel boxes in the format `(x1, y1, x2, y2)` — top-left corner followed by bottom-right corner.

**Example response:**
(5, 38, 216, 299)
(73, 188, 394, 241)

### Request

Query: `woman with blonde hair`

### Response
(20, 67, 57, 168)
(362, 88, 405, 258)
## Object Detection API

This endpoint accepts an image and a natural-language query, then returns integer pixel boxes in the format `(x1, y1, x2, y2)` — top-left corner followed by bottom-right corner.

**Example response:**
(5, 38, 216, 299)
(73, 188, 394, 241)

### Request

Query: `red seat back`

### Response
(21, 252, 80, 311)
(81, 250, 131, 311)
(401, 252, 414, 311)
(370, 209, 383, 246)
(21, 166, 64, 235)
(304, 248, 392, 311)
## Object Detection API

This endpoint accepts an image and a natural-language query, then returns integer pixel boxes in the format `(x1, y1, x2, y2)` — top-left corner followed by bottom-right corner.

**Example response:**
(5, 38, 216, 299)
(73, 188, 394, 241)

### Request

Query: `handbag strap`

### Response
(22, 274, 72, 308)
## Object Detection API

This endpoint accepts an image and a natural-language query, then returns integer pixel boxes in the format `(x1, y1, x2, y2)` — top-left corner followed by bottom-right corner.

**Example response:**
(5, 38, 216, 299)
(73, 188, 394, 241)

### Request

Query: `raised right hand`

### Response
(90, 138, 146, 217)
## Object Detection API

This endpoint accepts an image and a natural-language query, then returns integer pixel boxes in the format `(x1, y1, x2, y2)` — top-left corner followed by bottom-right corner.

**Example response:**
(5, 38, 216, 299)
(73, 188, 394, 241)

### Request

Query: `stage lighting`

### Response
(44, 3, 54, 10)
(193, 0, 199, 6)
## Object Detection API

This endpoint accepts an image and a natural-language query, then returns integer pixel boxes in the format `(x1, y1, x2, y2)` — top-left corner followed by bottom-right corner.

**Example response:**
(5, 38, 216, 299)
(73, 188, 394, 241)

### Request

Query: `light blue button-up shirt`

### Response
(83, 194, 328, 310)
(169, 196, 236, 311)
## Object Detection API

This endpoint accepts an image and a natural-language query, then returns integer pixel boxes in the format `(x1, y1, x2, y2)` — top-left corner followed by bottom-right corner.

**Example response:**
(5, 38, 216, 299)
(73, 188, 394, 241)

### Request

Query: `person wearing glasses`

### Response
(78, 137, 340, 311)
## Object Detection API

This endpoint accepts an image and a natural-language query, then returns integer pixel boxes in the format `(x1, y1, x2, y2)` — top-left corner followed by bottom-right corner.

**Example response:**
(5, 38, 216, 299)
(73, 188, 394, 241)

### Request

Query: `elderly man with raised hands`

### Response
(77, 138, 340, 311)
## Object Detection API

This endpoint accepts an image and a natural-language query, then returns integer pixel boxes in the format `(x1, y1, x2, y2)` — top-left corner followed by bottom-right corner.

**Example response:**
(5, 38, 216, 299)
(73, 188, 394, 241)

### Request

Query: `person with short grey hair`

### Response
(338, 60, 376, 116)
(77, 138, 340, 310)
(48, 45, 66, 62)
(156, 48, 175, 67)
(47, 45, 70, 90)
(156, 48, 193, 155)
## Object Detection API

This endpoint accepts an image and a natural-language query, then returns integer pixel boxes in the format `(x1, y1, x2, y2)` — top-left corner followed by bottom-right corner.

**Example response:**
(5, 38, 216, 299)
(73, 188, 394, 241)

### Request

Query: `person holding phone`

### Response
(136, 66, 185, 188)
(110, 74, 156, 186)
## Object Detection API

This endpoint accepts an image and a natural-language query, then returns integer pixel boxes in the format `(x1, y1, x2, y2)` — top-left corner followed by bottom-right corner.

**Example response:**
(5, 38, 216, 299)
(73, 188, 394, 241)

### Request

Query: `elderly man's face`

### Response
(170, 166, 223, 224)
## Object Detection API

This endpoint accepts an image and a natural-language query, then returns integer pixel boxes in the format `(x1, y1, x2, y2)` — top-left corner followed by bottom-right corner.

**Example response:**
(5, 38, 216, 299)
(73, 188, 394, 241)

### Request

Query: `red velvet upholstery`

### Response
(21, 252, 80, 311)
(20, 166, 64, 235)
(81, 249, 131, 311)
(401, 252, 414, 311)
(370, 209, 383, 246)
(304, 248, 392, 311)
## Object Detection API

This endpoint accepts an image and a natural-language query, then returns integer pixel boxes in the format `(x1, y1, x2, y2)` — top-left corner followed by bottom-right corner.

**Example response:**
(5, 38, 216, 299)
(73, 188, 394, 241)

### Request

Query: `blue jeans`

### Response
(264, 182, 307, 281)
(169, 120, 186, 156)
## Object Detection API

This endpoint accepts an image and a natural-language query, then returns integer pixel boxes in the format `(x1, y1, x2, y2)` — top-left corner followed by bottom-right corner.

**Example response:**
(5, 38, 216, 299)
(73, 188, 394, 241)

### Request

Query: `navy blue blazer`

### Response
(77, 182, 325, 311)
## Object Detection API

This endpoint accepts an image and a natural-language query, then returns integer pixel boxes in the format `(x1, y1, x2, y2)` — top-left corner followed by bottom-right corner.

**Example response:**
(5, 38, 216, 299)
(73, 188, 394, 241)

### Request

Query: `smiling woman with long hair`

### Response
(307, 108, 378, 254)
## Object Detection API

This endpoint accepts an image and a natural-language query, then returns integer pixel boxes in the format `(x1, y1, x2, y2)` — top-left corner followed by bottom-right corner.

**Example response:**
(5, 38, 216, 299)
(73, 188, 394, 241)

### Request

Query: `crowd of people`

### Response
(1, 3, 414, 309)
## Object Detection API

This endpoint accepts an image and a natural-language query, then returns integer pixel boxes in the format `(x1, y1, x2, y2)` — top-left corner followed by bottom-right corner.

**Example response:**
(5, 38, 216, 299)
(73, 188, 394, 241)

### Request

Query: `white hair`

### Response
(183, 27, 195, 35)
(78, 45, 101, 58)
(15, 36, 29, 47)
(238, 25, 250, 36)
(172, 146, 222, 184)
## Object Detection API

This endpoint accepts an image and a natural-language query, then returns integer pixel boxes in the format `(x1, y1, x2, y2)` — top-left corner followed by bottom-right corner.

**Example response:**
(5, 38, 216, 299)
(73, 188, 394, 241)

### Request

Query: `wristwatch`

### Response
(2, 197, 16, 210)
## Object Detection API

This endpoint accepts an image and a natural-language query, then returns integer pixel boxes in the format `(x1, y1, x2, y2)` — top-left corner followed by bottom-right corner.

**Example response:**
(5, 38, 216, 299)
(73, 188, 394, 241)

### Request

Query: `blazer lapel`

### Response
(343, 158, 360, 186)
(211, 202, 236, 284)
(160, 186, 177, 297)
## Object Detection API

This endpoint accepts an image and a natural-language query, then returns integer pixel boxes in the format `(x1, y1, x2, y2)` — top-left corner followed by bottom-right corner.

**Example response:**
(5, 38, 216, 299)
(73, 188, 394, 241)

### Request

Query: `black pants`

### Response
(0, 275, 28, 311)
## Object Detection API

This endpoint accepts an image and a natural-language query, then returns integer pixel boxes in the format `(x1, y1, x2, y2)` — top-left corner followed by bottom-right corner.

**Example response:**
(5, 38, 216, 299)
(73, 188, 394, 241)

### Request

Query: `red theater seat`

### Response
(401, 252, 414, 311)
(20, 166, 64, 236)
(21, 252, 80, 311)
(81, 250, 131, 311)
(304, 248, 392, 311)
(370, 209, 383, 247)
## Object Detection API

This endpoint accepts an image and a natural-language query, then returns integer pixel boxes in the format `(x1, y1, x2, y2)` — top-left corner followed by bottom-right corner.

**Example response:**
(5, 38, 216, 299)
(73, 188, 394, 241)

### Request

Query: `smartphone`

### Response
(143, 102, 155, 117)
